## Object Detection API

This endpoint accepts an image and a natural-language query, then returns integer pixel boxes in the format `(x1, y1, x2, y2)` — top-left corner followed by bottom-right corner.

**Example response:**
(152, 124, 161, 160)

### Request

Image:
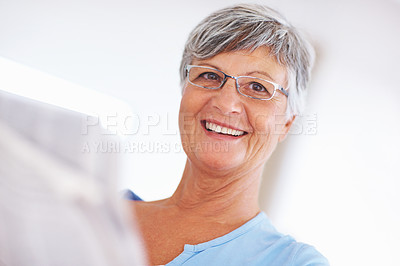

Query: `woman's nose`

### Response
(210, 77, 244, 115)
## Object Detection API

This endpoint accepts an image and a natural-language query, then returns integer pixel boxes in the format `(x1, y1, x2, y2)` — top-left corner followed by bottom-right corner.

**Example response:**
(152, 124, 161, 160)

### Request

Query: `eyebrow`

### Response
(196, 63, 276, 82)
(244, 71, 275, 82)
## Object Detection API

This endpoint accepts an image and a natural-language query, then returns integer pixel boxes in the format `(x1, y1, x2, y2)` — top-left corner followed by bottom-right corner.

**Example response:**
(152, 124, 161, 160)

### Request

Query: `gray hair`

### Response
(179, 4, 315, 117)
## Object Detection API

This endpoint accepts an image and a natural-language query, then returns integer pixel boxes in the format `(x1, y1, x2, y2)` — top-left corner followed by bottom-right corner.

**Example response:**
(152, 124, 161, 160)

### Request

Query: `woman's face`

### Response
(179, 46, 294, 174)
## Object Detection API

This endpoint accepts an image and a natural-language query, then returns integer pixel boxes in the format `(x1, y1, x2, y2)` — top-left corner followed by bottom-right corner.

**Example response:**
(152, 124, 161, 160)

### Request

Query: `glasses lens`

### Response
(188, 66, 224, 89)
(237, 77, 276, 100)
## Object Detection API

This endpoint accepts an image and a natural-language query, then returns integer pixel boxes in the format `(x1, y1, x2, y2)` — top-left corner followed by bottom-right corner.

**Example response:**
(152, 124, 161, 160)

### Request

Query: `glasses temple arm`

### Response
(279, 87, 289, 97)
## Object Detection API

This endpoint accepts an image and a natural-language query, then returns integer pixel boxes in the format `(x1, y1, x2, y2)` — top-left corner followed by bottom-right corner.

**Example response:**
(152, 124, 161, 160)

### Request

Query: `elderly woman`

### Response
(126, 4, 328, 266)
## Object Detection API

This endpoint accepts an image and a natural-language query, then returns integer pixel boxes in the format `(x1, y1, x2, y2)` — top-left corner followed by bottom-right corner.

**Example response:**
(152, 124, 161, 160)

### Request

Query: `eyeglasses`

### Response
(185, 65, 288, 101)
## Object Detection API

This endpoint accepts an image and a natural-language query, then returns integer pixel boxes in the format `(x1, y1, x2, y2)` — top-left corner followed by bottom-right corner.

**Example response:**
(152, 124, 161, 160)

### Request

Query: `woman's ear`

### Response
(278, 115, 296, 142)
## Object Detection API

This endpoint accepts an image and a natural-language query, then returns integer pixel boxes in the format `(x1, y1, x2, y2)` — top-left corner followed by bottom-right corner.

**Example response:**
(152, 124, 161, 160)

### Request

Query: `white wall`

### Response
(1, 0, 399, 265)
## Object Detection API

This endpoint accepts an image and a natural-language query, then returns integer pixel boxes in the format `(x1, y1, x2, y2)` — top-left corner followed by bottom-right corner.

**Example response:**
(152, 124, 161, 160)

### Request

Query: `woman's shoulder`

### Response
(246, 213, 329, 265)
(290, 243, 330, 266)
(197, 212, 329, 265)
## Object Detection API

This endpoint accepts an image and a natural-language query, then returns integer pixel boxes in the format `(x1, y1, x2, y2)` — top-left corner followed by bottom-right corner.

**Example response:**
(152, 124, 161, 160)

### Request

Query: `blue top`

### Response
(124, 190, 329, 266)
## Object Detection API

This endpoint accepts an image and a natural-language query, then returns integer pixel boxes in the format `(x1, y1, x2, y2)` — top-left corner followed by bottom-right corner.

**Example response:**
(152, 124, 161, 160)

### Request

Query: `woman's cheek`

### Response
(252, 113, 273, 135)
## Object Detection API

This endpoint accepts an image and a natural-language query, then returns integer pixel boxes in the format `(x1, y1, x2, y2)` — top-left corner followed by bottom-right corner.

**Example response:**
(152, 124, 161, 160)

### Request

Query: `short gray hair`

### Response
(179, 4, 315, 117)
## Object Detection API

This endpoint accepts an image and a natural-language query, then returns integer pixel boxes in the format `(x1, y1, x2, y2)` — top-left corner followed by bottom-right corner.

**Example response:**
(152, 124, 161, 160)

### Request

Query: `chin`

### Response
(191, 148, 246, 173)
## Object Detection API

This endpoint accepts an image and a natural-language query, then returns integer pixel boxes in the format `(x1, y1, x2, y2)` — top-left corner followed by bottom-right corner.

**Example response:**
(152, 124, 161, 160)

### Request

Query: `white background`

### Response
(1, 0, 399, 265)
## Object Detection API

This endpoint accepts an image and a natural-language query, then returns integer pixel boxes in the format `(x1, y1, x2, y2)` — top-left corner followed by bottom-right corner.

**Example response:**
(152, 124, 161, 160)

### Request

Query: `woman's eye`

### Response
(200, 72, 220, 80)
(249, 82, 266, 92)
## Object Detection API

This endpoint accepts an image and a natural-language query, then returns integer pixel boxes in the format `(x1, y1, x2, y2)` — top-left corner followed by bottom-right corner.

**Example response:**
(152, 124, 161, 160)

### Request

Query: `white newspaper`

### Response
(0, 90, 146, 266)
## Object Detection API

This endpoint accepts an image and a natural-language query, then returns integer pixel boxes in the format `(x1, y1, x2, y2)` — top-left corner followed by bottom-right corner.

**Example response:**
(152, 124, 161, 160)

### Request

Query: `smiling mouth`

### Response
(201, 120, 247, 137)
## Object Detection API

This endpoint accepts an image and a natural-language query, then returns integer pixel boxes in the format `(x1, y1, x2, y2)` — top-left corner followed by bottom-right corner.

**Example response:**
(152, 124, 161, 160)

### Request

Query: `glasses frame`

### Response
(185, 65, 288, 101)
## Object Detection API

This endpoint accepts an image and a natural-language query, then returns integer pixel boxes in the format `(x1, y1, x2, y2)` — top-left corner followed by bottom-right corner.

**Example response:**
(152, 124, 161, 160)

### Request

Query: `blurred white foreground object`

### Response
(0, 59, 146, 266)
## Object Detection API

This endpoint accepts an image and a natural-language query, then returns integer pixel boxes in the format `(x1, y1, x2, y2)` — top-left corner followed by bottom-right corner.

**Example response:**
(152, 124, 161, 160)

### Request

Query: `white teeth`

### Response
(204, 121, 245, 136)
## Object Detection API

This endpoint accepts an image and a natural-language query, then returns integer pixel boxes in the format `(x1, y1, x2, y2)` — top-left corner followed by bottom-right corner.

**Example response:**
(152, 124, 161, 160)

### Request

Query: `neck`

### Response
(168, 159, 263, 225)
